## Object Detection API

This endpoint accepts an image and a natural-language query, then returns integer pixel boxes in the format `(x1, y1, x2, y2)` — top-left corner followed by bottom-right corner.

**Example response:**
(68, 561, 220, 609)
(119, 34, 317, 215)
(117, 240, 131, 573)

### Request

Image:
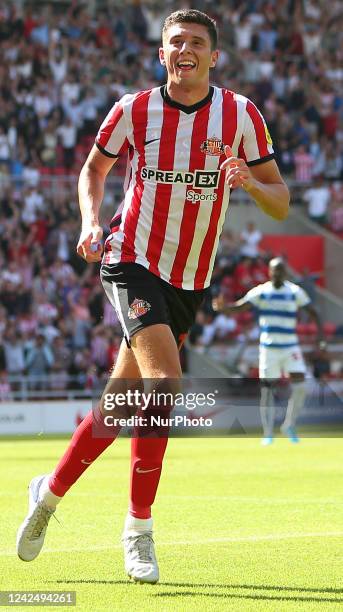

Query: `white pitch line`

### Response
(2, 531, 343, 557)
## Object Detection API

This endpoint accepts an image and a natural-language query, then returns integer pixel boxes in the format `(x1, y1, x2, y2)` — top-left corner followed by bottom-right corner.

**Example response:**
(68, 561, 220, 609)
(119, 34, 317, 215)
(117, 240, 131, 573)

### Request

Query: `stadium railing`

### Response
(3, 375, 101, 401)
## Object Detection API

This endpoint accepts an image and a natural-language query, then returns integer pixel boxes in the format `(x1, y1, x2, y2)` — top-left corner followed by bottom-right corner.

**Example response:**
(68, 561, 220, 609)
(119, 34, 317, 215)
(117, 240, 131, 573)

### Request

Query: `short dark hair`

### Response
(163, 9, 218, 50)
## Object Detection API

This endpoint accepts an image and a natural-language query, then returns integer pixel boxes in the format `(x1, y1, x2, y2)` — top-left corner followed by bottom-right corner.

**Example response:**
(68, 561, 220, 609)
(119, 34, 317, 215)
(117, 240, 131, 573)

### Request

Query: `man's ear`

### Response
(159, 47, 166, 65)
(210, 50, 219, 68)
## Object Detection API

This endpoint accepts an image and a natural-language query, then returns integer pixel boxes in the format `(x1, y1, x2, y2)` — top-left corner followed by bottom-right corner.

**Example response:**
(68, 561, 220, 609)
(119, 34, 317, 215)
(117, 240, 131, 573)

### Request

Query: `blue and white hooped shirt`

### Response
(243, 280, 311, 348)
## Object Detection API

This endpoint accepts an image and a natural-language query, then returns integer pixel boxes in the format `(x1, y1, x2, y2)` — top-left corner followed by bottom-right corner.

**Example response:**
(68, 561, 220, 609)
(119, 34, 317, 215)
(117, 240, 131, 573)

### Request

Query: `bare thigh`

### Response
(130, 323, 182, 379)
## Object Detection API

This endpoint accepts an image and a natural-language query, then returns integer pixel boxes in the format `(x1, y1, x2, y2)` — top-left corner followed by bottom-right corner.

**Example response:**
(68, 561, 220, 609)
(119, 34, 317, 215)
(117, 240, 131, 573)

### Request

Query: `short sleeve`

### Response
(295, 286, 311, 308)
(238, 99, 274, 167)
(95, 98, 130, 158)
(242, 285, 262, 307)
(303, 189, 311, 203)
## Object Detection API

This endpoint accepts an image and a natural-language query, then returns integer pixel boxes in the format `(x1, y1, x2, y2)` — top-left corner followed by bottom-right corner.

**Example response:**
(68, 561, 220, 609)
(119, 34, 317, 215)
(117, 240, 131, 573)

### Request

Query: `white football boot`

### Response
(16, 475, 55, 561)
(122, 516, 159, 583)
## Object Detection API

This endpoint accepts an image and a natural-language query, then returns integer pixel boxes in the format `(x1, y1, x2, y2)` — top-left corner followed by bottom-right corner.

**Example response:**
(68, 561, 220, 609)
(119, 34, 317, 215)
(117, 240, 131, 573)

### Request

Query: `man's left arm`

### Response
(221, 149, 289, 221)
(246, 159, 289, 221)
(301, 303, 323, 343)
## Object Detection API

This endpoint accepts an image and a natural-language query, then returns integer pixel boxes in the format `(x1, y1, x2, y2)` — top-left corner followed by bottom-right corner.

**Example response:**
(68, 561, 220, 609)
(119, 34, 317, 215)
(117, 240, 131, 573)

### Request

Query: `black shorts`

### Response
(100, 263, 206, 348)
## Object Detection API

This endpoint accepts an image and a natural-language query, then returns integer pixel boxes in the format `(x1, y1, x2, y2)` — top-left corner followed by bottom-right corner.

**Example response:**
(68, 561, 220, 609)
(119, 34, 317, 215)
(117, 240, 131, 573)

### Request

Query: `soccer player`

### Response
(16, 10, 289, 582)
(214, 258, 322, 445)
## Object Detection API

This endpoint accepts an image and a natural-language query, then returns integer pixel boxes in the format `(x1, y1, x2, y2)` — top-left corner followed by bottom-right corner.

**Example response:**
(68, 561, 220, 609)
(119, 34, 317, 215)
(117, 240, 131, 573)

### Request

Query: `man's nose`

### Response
(179, 41, 190, 53)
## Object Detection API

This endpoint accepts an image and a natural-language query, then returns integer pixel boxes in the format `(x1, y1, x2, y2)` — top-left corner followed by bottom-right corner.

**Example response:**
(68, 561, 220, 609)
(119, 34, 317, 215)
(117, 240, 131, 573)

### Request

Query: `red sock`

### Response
(49, 407, 119, 497)
(129, 407, 169, 519)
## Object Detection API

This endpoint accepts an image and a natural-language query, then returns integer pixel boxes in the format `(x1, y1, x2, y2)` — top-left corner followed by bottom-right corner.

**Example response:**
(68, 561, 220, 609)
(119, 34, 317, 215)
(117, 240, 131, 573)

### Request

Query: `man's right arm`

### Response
(212, 294, 252, 314)
(77, 145, 118, 263)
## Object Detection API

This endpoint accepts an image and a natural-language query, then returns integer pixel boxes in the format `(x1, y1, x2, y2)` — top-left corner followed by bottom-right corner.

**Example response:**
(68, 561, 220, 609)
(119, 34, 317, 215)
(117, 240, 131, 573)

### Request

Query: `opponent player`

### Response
(214, 258, 322, 445)
(17, 10, 289, 582)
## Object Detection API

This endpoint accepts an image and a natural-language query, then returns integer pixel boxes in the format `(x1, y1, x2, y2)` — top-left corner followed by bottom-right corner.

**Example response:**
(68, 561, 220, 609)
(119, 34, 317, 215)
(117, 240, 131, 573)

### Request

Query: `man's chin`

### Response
(175, 67, 197, 79)
(175, 73, 196, 85)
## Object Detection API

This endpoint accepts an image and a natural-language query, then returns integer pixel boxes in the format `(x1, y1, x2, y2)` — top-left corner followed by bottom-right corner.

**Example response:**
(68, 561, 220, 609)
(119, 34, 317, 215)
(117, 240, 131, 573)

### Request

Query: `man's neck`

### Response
(166, 81, 210, 107)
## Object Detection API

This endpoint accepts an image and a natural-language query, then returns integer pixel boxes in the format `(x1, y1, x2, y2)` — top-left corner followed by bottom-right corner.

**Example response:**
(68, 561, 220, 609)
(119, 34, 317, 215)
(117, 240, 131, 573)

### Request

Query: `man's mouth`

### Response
(176, 60, 196, 71)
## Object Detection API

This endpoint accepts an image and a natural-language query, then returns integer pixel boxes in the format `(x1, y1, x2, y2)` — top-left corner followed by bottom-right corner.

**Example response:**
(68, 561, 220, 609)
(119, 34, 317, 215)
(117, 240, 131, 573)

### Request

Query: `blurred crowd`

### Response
(0, 1, 341, 179)
(189, 221, 337, 346)
(0, 0, 343, 394)
(188, 221, 343, 379)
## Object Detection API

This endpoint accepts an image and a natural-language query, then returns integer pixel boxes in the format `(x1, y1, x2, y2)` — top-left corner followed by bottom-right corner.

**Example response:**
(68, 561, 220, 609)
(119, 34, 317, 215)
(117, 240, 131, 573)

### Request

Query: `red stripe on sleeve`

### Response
(194, 90, 237, 289)
(246, 100, 269, 158)
(120, 91, 151, 262)
(169, 103, 211, 287)
(145, 103, 180, 276)
(96, 103, 124, 149)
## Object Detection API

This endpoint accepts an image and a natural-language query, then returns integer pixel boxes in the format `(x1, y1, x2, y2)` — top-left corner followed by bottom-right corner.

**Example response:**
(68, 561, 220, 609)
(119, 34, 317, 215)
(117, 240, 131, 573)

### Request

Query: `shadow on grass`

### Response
(5, 455, 126, 462)
(51, 579, 343, 602)
(154, 591, 343, 604)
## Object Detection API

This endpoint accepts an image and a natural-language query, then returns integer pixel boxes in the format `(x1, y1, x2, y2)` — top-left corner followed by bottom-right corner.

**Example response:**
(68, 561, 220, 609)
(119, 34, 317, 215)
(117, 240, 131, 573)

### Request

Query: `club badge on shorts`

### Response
(128, 298, 151, 319)
(200, 136, 225, 156)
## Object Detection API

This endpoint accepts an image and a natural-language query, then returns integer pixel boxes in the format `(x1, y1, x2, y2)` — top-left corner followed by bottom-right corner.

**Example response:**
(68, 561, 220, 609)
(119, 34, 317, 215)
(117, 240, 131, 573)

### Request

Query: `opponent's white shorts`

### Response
(259, 345, 306, 379)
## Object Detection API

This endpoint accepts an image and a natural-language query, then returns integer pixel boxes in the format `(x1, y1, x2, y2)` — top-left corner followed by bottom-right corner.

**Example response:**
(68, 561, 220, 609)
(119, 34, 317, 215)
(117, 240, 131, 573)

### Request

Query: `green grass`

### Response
(1, 436, 343, 611)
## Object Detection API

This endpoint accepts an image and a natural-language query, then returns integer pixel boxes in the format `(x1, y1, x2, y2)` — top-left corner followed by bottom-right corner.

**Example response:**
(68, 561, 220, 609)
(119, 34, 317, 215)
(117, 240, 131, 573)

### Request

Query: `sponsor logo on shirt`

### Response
(200, 136, 225, 156)
(128, 298, 151, 320)
(141, 167, 220, 189)
(186, 190, 218, 203)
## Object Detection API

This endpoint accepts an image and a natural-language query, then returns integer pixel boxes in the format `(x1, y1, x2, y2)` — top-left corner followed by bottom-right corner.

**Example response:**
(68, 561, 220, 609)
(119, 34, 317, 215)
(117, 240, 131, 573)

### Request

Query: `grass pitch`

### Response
(1, 435, 343, 611)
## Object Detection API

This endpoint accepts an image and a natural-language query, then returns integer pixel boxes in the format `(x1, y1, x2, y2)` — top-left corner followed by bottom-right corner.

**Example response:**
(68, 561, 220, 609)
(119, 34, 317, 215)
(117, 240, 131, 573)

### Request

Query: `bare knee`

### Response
(99, 377, 144, 419)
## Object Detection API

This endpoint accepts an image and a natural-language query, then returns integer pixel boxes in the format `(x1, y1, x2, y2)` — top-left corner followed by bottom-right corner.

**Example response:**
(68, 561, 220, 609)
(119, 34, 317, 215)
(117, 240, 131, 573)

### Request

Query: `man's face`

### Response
(159, 23, 218, 87)
(269, 262, 286, 285)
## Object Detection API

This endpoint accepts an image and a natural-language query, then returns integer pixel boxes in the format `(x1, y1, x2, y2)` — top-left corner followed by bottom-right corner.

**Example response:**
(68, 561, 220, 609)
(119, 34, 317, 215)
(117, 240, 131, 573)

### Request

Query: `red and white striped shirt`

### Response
(96, 85, 274, 290)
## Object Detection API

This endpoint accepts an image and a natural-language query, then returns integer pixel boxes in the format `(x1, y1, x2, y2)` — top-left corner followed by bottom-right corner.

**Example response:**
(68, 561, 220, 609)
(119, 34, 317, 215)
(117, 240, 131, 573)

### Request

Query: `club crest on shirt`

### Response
(128, 298, 151, 320)
(200, 136, 225, 156)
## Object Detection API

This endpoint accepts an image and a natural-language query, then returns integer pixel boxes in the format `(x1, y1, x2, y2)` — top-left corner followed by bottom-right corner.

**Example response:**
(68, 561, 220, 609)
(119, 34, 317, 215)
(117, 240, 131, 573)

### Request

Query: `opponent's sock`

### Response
(260, 385, 275, 438)
(124, 514, 153, 535)
(283, 381, 306, 429)
(129, 405, 170, 519)
(49, 407, 119, 497)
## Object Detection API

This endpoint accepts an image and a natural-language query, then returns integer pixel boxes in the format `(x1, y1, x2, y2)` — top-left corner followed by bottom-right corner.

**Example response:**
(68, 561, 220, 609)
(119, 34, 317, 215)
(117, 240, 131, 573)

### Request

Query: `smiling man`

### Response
(17, 10, 289, 584)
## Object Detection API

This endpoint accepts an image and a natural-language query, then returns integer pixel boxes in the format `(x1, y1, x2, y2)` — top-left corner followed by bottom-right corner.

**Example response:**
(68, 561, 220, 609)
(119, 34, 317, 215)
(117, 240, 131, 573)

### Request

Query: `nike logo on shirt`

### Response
(144, 138, 160, 146)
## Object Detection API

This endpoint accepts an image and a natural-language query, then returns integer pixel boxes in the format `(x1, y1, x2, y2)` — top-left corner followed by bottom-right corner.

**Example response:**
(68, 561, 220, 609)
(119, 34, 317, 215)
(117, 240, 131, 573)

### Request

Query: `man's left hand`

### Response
(220, 145, 255, 191)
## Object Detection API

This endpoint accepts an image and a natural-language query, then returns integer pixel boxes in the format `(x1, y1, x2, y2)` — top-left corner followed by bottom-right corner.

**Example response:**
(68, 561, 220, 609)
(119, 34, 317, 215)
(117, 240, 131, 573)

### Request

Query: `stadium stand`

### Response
(0, 1, 342, 395)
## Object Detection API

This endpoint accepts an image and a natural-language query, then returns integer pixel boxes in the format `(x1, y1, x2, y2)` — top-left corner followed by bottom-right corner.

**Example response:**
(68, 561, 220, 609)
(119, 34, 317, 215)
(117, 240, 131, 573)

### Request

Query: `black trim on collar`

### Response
(160, 85, 214, 114)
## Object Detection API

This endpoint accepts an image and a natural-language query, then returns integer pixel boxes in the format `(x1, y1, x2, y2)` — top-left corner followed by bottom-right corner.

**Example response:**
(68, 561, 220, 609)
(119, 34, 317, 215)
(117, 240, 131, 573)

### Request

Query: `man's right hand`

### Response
(212, 294, 225, 312)
(77, 224, 104, 262)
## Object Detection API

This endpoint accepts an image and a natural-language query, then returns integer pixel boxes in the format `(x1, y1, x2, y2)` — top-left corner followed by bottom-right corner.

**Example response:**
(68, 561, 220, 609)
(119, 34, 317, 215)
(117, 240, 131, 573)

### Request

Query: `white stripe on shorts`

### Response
(111, 282, 130, 341)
